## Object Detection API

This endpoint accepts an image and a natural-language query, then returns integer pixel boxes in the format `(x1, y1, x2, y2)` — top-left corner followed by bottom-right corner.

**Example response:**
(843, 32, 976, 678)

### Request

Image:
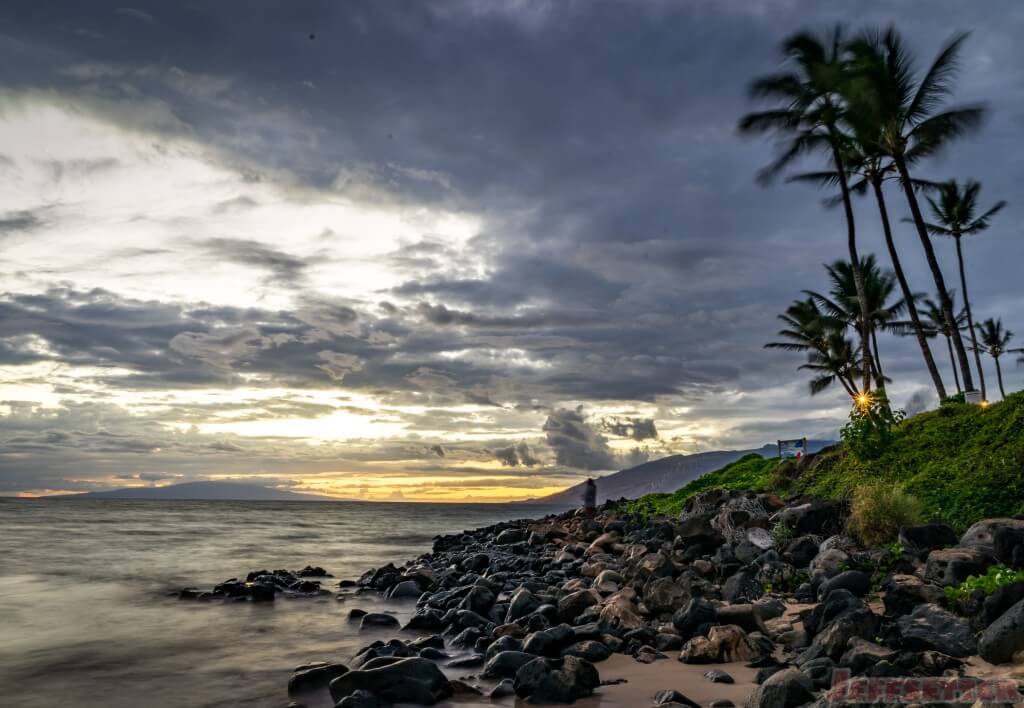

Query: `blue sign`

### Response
(778, 438, 807, 459)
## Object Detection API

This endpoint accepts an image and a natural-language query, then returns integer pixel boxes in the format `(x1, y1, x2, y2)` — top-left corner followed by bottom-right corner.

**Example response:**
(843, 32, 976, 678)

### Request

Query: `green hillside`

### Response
(623, 453, 778, 518)
(624, 391, 1024, 530)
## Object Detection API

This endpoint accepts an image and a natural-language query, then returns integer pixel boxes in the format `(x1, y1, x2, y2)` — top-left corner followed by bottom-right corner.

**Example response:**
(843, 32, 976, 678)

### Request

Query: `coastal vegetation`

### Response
(625, 390, 1024, 532)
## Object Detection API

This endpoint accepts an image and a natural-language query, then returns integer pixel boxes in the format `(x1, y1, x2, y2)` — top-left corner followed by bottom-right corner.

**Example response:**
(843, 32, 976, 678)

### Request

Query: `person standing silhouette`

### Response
(582, 478, 597, 515)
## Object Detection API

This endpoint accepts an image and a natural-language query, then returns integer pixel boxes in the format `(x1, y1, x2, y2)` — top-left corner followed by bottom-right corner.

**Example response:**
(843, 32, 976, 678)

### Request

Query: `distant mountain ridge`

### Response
(535, 441, 834, 505)
(49, 481, 342, 502)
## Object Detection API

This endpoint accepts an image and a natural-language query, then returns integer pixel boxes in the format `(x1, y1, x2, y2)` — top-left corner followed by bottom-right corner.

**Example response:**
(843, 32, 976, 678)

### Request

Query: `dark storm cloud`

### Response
(603, 417, 659, 442)
(196, 237, 310, 286)
(493, 442, 540, 468)
(542, 407, 617, 471)
(0, 209, 47, 235)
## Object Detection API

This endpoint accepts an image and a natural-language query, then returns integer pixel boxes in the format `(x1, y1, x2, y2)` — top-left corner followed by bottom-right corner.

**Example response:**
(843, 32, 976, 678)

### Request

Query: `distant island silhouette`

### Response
(47, 481, 343, 502)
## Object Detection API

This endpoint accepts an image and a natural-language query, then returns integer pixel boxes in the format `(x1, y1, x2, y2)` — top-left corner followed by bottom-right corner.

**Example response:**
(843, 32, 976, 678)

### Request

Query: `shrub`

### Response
(945, 564, 1024, 605)
(770, 520, 795, 547)
(846, 481, 923, 547)
(840, 394, 905, 460)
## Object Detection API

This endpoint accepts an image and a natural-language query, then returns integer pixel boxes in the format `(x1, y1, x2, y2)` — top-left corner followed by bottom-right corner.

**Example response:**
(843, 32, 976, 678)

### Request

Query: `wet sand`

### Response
(443, 653, 760, 707)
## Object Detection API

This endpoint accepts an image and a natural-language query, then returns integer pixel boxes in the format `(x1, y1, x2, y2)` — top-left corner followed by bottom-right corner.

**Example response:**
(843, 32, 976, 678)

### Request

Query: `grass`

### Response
(845, 480, 923, 546)
(622, 453, 779, 518)
(620, 390, 1024, 533)
(792, 390, 1024, 530)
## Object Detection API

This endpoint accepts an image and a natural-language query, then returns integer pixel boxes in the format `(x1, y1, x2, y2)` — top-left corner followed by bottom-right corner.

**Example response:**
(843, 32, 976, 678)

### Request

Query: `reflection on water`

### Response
(0, 498, 565, 708)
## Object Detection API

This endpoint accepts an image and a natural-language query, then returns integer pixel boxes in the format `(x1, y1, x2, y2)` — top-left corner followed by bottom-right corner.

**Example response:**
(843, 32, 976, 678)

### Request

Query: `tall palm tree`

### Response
(921, 179, 1007, 399)
(838, 96, 947, 399)
(766, 298, 859, 397)
(897, 293, 966, 393)
(975, 319, 1014, 400)
(845, 27, 985, 392)
(805, 255, 906, 389)
(739, 26, 875, 395)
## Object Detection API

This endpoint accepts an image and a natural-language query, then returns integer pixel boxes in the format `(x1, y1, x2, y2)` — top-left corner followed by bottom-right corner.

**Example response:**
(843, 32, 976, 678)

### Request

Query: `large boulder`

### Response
(881, 574, 945, 616)
(598, 593, 645, 632)
(645, 577, 689, 615)
(838, 638, 896, 675)
(288, 662, 349, 695)
(672, 597, 717, 640)
(679, 625, 754, 664)
(560, 640, 612, 663)
(513, 655, 600, 703)
(328, 657, 452, 705)
(898, 522, 958, 558)
(772, 500, 845, 537)
(558, 589, 601, 622)
(960, 518, 1024, 556)
(978, 598, 1024, 665)
(924, 547, 992, 587)
(799, 608, 879, 663)
(896, 603, 977, 657)
(506, 588, 542, 622)
(745, 668, 815, 708)
(817, 570, 870, 599)
(723, 569, 764, 603)
(993, 526, 1024, 569)
(481, 651, 539, 679)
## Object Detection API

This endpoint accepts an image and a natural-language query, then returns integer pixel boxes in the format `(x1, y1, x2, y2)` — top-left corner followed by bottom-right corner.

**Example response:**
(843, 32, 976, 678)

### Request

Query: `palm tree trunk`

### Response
(894, 155, 975, 392)
(954, 235, 987, 400)
(995, 356, 1006, 399)
(945, 335, 962, 394)
(871, 328, 886, 392)
(871, 177, 946, 399)
(835, 147, 873, 394)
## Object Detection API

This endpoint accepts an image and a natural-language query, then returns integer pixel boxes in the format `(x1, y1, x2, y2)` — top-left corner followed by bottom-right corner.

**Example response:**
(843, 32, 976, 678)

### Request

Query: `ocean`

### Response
(0, 498, 568, 707)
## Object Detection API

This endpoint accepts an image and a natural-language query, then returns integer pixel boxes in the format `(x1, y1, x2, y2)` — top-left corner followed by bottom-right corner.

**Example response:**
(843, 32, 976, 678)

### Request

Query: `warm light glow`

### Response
(980, 400, 990, 409)
(855, 391, 871, 409)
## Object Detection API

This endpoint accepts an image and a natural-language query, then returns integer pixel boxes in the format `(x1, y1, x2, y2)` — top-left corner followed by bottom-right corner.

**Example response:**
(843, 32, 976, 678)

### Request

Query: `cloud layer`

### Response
(0, 1, 1022, 497)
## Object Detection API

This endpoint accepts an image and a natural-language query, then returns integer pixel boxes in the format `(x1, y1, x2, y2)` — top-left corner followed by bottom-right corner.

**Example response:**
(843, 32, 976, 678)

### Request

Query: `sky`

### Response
(1, 1, 1022, 500)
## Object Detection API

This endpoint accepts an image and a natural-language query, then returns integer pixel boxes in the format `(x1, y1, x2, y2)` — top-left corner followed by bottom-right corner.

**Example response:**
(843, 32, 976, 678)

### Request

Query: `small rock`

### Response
(704, 669, 735, 684)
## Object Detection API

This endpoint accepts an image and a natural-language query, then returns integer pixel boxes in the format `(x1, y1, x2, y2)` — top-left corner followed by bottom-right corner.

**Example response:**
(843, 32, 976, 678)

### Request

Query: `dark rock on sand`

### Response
(897, 603, 977, 657)
(745, 668, 815, 708)
(978, 598, 1024, 665)
(513, 655, 600, 703)
(328, 657, 451, 705)
(654, 688, 701, 707)
(287, 662, 349, 695)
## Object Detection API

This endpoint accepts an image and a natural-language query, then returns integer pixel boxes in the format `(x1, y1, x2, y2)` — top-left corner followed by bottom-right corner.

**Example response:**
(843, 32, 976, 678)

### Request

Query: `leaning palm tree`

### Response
(800, 330, 862, 398)
(805, 255, 906, 389)
(845, 27, 984, 393)
(767, 298, 858, 397)
(897, 293, 966, 393)
(921, 179, 1007, 399)
(739, 26, 875, 395)
(975, 318, 1014, 400)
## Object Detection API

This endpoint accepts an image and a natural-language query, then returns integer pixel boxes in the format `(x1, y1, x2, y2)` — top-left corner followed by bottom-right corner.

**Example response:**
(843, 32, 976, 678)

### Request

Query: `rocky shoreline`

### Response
(182, 490, 1024, 707)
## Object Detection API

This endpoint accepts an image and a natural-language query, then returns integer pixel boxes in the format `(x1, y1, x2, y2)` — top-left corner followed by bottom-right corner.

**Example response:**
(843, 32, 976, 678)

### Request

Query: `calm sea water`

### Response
(0, 498, 567, 708)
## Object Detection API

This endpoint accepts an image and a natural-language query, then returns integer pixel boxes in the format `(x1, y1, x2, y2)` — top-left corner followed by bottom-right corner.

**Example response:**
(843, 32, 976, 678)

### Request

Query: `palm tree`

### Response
(766, 298, 859, 397)
(897, 293, 966, 393)
(801, 331, 862, 397)
(845, 27, 985, 393)
(837, 94, 947, 399)
(739, 26, 875, 395)
(805, 255, 907, 389)
(921, 179, 1007, 400)
(975, 318, 1014, 400)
